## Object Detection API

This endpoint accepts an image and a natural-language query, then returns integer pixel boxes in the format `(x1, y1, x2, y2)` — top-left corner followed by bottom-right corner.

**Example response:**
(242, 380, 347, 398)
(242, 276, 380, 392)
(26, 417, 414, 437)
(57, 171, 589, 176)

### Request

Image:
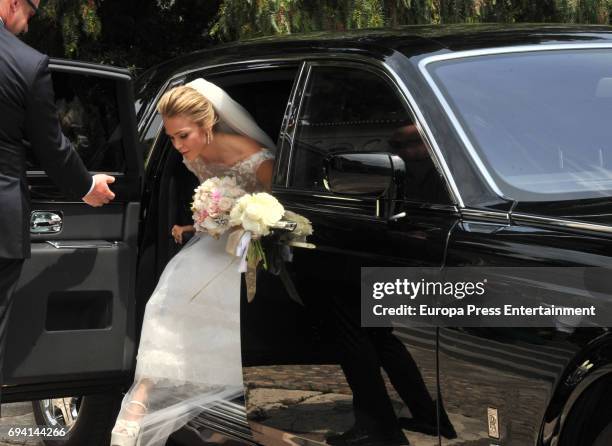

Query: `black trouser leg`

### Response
(0, 259, 25, 416)
(370, 328, 436, 422)
(299, 265, 400, 436)
(328, 296, 400, 434)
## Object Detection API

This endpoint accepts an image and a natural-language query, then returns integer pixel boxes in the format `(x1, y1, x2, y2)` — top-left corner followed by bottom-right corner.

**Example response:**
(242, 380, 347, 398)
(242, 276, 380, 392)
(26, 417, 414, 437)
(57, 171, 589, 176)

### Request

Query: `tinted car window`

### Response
(429, 49, 612, 201)
(290, 66, 450, 203)
(27, 71, 125, 172)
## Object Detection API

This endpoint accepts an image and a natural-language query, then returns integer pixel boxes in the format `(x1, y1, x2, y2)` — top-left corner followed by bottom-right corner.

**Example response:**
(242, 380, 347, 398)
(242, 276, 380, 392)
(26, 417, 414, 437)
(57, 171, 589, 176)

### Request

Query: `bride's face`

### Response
(163, 115, 208, 161)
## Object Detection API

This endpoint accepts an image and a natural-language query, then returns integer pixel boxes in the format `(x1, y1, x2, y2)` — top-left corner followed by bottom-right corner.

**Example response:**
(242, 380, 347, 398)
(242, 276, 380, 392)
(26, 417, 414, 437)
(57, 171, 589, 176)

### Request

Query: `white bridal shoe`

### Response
(110, 400, 147, 446)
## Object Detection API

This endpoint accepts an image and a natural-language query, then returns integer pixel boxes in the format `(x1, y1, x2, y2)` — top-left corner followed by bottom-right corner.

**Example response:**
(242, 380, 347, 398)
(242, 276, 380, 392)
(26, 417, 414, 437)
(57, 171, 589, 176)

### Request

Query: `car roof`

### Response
(142, 23, 612, 76)
(135, 23, 612, 131)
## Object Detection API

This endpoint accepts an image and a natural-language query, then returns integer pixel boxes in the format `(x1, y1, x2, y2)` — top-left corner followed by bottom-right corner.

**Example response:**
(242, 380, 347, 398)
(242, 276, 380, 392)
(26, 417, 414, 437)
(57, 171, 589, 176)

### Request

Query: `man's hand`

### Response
(82, 174, 116, 207)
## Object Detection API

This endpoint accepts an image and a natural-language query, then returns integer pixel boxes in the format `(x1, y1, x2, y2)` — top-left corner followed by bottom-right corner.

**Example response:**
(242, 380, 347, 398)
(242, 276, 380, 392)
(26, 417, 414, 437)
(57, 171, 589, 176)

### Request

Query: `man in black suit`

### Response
(0, 0, 116, 406)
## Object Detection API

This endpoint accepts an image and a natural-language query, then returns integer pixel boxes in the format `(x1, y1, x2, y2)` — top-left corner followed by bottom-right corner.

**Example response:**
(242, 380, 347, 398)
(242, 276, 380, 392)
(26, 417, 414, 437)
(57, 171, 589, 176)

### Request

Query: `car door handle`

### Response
(389, 211, 407, 221)
(30, 211, 63, 234)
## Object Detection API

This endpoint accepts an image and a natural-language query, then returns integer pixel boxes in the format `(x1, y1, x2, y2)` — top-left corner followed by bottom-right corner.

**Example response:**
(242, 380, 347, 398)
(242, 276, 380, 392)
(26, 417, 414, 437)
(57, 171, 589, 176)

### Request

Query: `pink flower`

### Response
(190, 176, 246, 237)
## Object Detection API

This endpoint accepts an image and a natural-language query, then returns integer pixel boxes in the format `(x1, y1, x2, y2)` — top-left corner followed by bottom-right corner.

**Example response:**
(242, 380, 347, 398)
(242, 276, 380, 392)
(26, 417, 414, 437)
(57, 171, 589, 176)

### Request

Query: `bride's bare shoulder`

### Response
(224, 133, 264, 156)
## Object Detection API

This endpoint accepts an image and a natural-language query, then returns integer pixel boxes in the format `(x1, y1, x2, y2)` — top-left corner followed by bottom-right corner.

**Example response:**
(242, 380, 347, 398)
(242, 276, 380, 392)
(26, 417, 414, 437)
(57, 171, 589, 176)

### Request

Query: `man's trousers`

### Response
(0, 259, 24, 413)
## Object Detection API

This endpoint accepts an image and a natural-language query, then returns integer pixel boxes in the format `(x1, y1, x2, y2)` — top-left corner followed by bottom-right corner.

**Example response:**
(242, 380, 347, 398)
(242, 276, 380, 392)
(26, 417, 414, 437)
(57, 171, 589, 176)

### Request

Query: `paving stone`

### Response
(0, 403, 42, 446)
(247, 388, 322, 409)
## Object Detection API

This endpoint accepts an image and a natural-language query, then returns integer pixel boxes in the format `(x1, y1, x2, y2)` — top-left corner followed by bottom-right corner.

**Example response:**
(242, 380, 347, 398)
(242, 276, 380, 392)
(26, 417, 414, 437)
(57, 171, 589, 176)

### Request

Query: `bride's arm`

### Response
(171, 224, 195, 244)
(256, 159, 274, 192)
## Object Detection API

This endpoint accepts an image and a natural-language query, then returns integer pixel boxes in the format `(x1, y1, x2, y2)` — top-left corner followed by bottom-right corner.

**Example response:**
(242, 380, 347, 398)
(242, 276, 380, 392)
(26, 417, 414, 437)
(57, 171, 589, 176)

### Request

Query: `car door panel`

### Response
(2, 60, 141, 399)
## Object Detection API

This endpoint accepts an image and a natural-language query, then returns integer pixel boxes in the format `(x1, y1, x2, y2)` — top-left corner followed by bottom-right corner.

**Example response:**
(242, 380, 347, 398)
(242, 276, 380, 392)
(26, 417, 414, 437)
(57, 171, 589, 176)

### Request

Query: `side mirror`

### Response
(323, 152, 405, 197)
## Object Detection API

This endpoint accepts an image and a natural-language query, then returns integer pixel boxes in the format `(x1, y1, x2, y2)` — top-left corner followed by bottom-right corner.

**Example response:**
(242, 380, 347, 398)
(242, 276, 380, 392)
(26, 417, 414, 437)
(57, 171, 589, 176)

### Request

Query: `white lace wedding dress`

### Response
(114, 150, 274, 446)
(112, 77, 277, 446)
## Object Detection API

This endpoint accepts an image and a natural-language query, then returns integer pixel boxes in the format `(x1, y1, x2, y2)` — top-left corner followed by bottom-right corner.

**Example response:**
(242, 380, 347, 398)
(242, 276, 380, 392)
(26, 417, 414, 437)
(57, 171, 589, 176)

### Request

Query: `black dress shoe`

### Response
(327, 425, 410, 446)
(398, 415, 457, 440)
(398, 417, 436, 436)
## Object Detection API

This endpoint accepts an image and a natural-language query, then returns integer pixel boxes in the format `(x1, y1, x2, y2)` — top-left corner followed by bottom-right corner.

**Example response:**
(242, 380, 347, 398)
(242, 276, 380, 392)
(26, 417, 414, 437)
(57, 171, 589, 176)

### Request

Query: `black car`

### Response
(7, 24, 612, 446)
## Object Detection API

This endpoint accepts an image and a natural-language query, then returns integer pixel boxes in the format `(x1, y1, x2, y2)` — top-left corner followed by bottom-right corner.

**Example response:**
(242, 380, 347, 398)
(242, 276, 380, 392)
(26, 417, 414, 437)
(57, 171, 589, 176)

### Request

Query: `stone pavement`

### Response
(244, 357, 549, 445)
(244, 364, 443, 446)
(0, 402, 42, 446)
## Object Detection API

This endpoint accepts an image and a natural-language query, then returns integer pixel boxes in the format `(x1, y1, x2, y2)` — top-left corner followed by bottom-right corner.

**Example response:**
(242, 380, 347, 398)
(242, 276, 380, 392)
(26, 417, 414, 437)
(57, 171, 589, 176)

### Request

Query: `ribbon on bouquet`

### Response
(226, 229, 258, 302)
(225, 228, 304, 305)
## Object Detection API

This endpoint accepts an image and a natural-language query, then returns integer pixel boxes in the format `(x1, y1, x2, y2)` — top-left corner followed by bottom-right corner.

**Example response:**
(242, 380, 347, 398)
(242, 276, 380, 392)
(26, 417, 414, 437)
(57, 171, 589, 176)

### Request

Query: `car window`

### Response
(26, 71, 125, 173)
(429, 49, 612, 201)
(290, 66, 450, 204)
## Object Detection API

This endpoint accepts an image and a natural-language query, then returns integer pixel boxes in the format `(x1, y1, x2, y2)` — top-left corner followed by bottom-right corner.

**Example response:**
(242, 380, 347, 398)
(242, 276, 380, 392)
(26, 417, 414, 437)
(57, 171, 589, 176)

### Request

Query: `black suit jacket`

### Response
(0, 23, 91, 259)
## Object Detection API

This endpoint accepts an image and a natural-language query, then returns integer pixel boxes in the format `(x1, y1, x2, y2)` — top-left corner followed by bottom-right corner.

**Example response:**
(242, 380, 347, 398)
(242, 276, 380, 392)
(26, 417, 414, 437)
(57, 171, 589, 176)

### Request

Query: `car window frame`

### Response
(27, 61, 142, 179)
(138, 60, 303, 174)
(279, 58, 456, 216)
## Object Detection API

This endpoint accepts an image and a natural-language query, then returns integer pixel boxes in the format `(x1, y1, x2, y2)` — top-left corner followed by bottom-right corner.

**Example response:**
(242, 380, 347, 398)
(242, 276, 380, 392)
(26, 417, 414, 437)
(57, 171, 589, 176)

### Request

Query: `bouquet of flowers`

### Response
(228, 192, 313, 301)
(190, 181, 312, 304)
(191, 177, 246, 238)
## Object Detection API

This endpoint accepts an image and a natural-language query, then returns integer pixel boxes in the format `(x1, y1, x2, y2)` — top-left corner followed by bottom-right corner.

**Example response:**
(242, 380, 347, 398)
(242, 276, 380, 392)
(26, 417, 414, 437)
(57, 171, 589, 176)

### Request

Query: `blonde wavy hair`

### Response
(157, 86, 217, 129)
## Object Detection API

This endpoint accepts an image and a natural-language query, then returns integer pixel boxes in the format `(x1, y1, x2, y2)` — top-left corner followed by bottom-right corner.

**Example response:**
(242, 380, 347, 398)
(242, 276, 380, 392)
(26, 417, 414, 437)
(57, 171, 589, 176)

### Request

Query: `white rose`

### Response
(242, 218, 267, 235)
(229, 193, 284, 236)
(252, 193, 284, 225)
(229, 197, 248, 223)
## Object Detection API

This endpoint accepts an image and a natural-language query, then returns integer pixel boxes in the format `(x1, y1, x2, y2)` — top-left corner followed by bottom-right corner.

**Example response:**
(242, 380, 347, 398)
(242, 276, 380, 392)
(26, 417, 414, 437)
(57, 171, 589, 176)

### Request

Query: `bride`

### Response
(110, 78, 276, 446)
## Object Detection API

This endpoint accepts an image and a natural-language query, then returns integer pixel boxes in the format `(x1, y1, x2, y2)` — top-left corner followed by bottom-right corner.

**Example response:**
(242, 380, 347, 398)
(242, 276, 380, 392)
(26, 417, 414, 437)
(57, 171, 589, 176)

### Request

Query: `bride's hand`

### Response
(171, 225, 194, 244)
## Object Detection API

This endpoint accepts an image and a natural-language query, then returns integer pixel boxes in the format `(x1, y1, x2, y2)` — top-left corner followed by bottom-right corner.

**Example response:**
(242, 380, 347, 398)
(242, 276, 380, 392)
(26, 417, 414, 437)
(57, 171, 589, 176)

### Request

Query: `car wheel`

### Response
(592, 420, 612, 446)
(32, 393, 122, 446)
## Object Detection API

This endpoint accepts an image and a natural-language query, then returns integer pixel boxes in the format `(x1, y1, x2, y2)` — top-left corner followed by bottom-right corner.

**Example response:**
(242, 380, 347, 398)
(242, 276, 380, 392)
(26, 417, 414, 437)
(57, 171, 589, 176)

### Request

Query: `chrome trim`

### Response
(49, 64, 131, 81)
(442, 219, 460, 266)
(422, 43, 612, 65)
(27, 171, 124, 176)
(272, 220, 298, 231)
(144, 119, 164, 169)
(312, 194, 363, 202)
(46, 241, 117, 249)
(389, 211, 406, 221)
(415, 203, 459, 213)
(170, 58, 306, 83)
(461, 208, 510, 222)
(418, 43, 612, 201)
(30, 211, 63, 234)
(286, 63, 311, 188)
(511, 212, 612, 235)
(278, 61, 307, 187)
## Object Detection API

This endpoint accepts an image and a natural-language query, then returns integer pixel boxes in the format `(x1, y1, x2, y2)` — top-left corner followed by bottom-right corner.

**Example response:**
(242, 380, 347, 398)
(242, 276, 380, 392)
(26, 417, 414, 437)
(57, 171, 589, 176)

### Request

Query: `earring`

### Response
(207, 132, 212, 145)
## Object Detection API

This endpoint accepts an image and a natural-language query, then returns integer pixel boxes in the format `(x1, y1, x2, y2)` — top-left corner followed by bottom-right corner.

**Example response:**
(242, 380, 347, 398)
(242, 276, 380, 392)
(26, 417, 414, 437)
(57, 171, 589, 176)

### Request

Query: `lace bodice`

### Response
(183, 149, 275, 192)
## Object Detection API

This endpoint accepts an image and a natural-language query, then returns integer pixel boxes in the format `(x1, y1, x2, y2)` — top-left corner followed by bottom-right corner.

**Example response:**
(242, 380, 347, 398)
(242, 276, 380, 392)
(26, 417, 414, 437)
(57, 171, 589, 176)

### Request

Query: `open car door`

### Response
(3, 60, 142, 402)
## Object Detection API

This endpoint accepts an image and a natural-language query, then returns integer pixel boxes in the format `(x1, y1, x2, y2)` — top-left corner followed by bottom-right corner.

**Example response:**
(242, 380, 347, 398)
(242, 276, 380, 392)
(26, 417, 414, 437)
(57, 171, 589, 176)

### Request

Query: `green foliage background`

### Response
(24, 0, 612, 73)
